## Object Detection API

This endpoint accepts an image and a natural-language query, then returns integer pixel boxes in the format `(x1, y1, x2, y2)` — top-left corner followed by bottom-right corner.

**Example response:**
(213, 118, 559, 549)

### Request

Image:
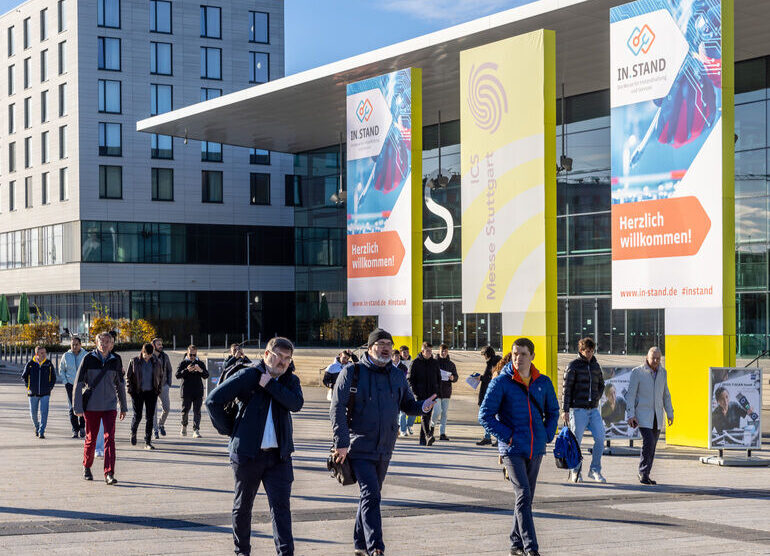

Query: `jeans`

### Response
(419, 408, 434, 444)
(231, 450, 294, 556)
(131, 391, 158, 444)
(153, 384, 170, 432)
(350, 456, 390, 553)
(569, 407, 605, 474)
(432, 398, 451, 435)
(84, 410, 117, 475)
(64, 383, 85, 432)
(28, 395, 50, 434)
(639, 426, 661, 479)
(181, 396, 203, 430)
(502, 453, 543, 552)
(399, 412, 416, 433)
(95, 421, 105, 454)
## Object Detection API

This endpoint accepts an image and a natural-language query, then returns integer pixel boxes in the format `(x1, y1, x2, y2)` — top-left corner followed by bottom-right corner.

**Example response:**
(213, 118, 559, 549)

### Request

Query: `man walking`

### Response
(627, 346, 674, 485)
(561, 337, 606, 483)
(206, 337, 303, 556)
(176, 345, 209, 438)
(73, 332, 127, 485)
(152, 338, 173, 439)
(479, 338, 559, 556)
(127, 343, 165, 450)
(331, 328, 436, 556)
(21, 346, 57, 438)
(477, 345, 502, 446)
(408, 341, 441, 446)
(224, 343, 251, 371)
(59, 337, 87, 438)
(434, 343, 458, 441)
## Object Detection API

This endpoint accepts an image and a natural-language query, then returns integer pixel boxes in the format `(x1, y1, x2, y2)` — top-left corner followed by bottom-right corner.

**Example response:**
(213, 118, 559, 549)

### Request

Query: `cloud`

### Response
(377, 0, 535, 23)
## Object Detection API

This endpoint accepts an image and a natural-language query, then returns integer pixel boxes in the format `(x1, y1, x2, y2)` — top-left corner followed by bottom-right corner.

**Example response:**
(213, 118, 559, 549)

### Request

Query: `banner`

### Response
(610, 0, 724, 310)
(460, 29, 556, 335)
(708, 368, 762, 450)
(599, 366, 641, 440)
(346, 69, 420, 336)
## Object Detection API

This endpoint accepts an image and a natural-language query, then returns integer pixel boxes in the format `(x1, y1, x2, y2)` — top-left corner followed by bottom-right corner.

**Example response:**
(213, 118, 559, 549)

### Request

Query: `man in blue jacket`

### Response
(206, 337, 303, 556)
(331, 329, 437, 556)
(479, 337, 559, 556)
(59, 336, 88, 438)
(21, 345, 57, 439)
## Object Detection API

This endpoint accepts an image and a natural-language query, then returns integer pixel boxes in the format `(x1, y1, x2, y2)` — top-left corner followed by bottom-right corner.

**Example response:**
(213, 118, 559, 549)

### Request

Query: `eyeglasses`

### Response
(268, 349, 293, 364)
(372, 341, 393, 348)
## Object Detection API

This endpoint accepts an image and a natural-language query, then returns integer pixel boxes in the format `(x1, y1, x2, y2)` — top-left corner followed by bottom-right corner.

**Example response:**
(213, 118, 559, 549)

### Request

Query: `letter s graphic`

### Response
(423, 185, 454, 254)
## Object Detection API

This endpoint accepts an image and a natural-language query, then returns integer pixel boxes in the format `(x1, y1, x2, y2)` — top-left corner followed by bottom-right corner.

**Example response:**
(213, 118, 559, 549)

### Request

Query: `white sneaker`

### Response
(407, 427, 414, 435)
(569, 470, 583, 483)
(180, 425, 187, 437)
(193, 430, 201, 438)
(95, 450, 104, 458)
(589, 470, 607, 483)
(399, 431, 407, 438)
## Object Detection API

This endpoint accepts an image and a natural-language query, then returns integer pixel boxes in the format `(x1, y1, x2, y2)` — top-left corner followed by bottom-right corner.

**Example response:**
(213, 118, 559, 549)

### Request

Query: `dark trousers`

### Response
(350, 456, 390, 553)
(83, 410, 116, 475)
(231, 450, 294, 556)
(181, 395, 203, 430)
(64, 383, 85, 432)
(131, 391, 158, 444)
(502, 453, 543, 552)
(639, 426, 661, 479)
(419, 408, 434, 445)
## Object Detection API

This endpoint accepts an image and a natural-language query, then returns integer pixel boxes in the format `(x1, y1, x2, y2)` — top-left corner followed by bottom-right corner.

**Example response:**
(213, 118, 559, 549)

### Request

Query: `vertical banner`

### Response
(346, 68, 422, 344)
(599, 367, 641, 440)
(460, 30, 557, 375)
(708, 368, 762, 450)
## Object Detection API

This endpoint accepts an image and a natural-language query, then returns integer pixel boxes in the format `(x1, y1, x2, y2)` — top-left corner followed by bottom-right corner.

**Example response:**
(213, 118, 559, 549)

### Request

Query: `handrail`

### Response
(744, 349, 770, 368)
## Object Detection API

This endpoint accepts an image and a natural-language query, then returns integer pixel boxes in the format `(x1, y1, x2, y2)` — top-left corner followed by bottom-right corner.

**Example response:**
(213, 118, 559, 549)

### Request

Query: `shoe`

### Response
(439, 434, 450, 441)
(406, 427, 414, 435)
(476, 437, 492, 446)
(154, 430, 159, 440)
(79, 428, 86, 438)
(491, 440, 498, 447)
(570, 470, 583, 483)
(353, 551, 368, 556)
(95, 450, 104, 458)
(35, 429, 39, 437)
(83, 467, 93, 480)
(38, 432, 45, 439)
(399, 431, 407, 438)
(180, 425, 187, 437)
(193, 430, 201, 438)
(427, 436, 436, 446)
(524, 551, 540, 556)
(510, 548, 526, 556)
(144, 443, 155, 450)
(72, 430, 79, 439)
(105, 473, 118, 485)
(159, 425, 166, 436)
(130, 433, 137, 446)
(589, 470, 607, 483)
(639, 475, 655, 485)
(371, 550, 385, 556)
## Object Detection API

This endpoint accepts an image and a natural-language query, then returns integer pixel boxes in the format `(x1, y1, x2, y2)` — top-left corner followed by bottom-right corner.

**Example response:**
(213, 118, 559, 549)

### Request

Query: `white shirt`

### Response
(261, 400, 278, 449)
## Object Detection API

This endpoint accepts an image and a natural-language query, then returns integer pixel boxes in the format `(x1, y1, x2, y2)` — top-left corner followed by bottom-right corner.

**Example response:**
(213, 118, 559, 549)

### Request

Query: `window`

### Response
(23, 18, 30, 50)
(8, 142, 15, 173)
(58, 1, 66, 33)
(41, 131, 49, 163)
(7, 26, 14, 57)
(59, 167, 68, 200)
(149, 0, 171, 33)
(23, 56, 30, 88)
(58, 125, 67, 158)
(250, 173, 270, 205)
(41, 90, 48, 122)
(58, 83, 66, 116)
(151, 134, 172, 159)
(24, 97, 30, 128)
(58, 40, 65, 74)
(99, 165, 122, 199)
(200, 47, 221, 79)
(200, 87, 221, 101)
(285, 175, 302, 206)
(40, 49, 48, 81)
(24, 136, 31, 168)
(8, 181, 15, 210)
(40, 8, 48, 41)
(249, 52, 268, 84)
(201, 141, 222, 162)
(41, 172, 49, 204)
(250, 148, 270, 164)
(98, 122, 121, 156)
(98, 37, 120, 71)
(8, 104, 14, 134)
(200, 6, 221, 38)
(152, 168, 173, 201)
(249, 11, 268, 43)
(98, 0, 120, 29)
(25, 176, 32, 208)
(7, 64, 13, 94)
(98, 79, 121, 113)
(202, 170, 223, 203)
(150, 84, 172, 115)
(150, 42, 171, 75)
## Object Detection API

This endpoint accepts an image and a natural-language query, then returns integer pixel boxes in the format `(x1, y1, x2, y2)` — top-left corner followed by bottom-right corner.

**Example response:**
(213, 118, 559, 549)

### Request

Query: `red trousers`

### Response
(83, 410, 117, 475)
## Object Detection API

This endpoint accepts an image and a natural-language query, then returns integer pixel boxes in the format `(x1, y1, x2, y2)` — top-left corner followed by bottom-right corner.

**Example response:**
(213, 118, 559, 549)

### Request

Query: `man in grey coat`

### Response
(152, 338, 173, 439)
(627, 346, 673, 485)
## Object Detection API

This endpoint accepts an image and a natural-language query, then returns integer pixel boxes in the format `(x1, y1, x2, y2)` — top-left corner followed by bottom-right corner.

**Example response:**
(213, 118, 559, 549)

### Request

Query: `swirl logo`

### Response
(467, 63, 508, 134)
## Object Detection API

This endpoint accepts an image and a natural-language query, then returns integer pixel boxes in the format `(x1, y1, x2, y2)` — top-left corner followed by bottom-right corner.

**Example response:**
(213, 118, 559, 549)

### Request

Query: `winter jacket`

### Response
(155, 350, 173, 387)
(408, 353, 441, 400)
(206, 360, 303, 461)
(127, 355, 165, 397)
(562, 354, 605, 412)
(22, 357, 56, 396)
(627, 363, 673, 429)
(437, 356, 459, 399)
(394, 361, 408, 378)
(479, 362, 560, 459)
(58, 349, 87, 385)
(331, 355, 423, 460)
(224, 354, 251, 371)
(176, 357, 210, 399)
(479, 354, 501, 405)
(73, 351, 128, 414)
(322, 358, 350, 388)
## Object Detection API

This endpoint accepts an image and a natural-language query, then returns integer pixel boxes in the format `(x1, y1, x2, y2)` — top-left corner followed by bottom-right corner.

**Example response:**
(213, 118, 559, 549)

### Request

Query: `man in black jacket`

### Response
(152, 338, 173, 439)
(562, 337, 606, 483)
(408, 341, 441, 446)
(176, 345, 209, 438)
(331, 328, 436, 556)
(126, 343, 165, 450)
(206, 337, 303, 556)
(477, 345, 501, 445)
(435, 343, 459, 441)
(21, 346, 57, 438)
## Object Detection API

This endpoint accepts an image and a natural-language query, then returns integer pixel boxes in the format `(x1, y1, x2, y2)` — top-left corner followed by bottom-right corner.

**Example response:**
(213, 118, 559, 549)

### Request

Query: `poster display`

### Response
(708, 367, 762, 450)
(610, 0, 725, 310)
(599, 366, 641, 440)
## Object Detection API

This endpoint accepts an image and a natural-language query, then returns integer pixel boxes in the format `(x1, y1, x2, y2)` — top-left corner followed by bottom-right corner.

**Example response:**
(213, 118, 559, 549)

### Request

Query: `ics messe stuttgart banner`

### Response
(610, 0, 725, 310)
(346, 68, 421, 336)
(708, 368, 762, 450)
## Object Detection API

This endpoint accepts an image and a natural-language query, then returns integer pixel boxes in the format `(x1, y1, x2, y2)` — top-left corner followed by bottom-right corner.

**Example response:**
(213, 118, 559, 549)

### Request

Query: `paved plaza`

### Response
(1, 366, 769, 555)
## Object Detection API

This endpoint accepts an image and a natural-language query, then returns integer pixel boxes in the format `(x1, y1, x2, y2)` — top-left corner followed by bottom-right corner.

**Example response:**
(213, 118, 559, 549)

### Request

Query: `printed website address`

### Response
(619, 285, 714, 298)
(352, 298, 407, 307)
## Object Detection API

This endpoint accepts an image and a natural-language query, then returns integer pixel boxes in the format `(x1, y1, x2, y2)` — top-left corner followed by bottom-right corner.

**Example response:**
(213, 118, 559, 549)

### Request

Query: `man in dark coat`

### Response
(435, 343, 459, 440)
(126, 343, 165, 450)
(477, 345, 501, 445)
(21, 345, 57, 438)
(176, 344, 209, 438)
(407, 341, 441, 446)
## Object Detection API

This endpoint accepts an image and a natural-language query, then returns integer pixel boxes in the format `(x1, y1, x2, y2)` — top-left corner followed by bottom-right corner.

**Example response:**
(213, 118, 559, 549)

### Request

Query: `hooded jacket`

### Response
(479, 354, 501, 405)
(562, 354, 605, 412)
(127, 355, 165, 397)
(331, 355, 423, 460)
(479, 362, 560, 459)
(437, 355, 459, 399)
(407, 353, 441, 400)
(176, 357, 210, 399)
(22, 357, 57, 396)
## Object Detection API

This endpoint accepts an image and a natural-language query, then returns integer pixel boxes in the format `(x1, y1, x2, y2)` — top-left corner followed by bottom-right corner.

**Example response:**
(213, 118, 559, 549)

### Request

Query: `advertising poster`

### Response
(346, 69, 419, 334)
(599, 366, 641, 440)
(610, 0, 725, 310)
(708, 367, 762, 450)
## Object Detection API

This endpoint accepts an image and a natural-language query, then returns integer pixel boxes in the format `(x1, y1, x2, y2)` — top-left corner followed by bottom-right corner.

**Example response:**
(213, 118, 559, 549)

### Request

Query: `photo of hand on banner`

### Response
(708, 368, 762, 450)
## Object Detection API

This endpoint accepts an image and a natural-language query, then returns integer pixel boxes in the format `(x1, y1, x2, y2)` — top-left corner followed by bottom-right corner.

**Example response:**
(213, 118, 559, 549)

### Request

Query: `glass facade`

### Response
(0, 222, 74, 269)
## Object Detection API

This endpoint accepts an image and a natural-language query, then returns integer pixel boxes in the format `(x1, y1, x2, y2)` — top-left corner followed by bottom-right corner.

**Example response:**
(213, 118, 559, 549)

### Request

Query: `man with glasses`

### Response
(206, 337, 303, 556)
(331, 328, 437, 556)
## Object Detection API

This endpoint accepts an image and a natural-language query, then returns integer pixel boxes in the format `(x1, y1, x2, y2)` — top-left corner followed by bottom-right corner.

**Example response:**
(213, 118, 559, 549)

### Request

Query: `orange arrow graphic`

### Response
(612, 196, 711, 261)
(347, 231, 406, 278)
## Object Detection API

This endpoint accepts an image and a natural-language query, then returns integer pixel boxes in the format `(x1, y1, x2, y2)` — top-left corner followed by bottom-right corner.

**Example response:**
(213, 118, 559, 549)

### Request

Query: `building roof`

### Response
(137, 0, 770, 153)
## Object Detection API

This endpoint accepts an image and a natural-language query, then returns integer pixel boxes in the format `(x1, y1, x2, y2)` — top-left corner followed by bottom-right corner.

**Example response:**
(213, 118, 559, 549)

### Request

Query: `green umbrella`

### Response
(17, 293, 30, 324)
(0, 294, 9, 325)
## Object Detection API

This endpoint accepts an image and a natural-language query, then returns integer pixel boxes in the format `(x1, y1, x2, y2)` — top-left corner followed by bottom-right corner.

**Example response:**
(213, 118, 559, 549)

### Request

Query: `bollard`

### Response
(208, 334, 211, 350)
(241, 333, 245, 344)
(190, 334, 194, 347)
(173, 335, 176, 351)
(225, 333, 228, 349)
